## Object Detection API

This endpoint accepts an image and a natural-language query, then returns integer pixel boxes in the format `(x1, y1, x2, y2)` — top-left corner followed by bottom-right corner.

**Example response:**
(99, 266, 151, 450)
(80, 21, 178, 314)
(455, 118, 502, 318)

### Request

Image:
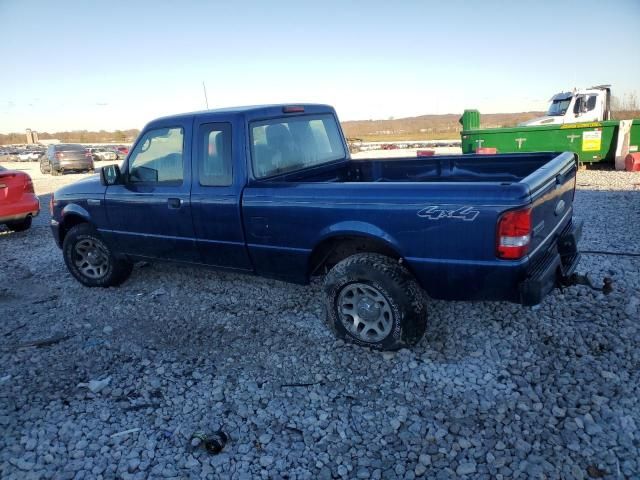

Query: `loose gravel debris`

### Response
(1, 166, 639, 479)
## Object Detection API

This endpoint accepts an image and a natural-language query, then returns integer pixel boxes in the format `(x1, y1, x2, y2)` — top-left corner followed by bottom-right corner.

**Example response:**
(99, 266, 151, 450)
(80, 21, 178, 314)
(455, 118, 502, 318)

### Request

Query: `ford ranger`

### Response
(50, 104, 583, 350)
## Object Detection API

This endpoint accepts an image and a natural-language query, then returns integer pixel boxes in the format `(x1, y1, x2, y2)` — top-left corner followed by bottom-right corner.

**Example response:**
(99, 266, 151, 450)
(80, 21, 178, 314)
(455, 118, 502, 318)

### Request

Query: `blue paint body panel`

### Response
(50, 104, 580, 304)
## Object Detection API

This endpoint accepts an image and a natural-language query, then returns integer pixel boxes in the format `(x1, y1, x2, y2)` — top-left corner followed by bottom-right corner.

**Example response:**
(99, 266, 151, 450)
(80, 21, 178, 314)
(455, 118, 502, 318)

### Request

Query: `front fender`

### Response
(52, 203, 93, 247)
(61, 203, 91, 223)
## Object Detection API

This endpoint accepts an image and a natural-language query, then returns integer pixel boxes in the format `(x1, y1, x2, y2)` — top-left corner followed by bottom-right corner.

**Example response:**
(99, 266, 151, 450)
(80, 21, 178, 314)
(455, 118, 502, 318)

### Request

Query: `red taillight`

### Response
(24, 177, 34, 193)
(496, 208, 532, 259)
(55, 152, 63, 159)
(85, 152, 92, 158)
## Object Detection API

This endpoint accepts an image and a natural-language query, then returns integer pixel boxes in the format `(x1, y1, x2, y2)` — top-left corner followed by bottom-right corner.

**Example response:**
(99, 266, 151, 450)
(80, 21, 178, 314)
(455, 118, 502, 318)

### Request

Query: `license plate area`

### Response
(558, 219, 583, 267)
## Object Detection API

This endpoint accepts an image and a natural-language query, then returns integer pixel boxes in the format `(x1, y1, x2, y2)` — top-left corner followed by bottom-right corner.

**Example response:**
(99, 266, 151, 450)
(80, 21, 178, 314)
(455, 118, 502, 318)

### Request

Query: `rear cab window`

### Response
(250, 113, 345, 178)
(197, 123, 232, 186)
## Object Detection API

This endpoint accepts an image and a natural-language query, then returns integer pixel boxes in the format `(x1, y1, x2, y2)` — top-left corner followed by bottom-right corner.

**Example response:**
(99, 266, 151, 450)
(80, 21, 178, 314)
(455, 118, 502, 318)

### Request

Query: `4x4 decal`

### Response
(417, 206, 480, 221)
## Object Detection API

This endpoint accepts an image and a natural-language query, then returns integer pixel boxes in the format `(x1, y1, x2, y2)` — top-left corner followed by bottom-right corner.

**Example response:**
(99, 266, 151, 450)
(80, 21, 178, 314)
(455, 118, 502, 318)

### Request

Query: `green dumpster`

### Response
(460, 110, 640, 165)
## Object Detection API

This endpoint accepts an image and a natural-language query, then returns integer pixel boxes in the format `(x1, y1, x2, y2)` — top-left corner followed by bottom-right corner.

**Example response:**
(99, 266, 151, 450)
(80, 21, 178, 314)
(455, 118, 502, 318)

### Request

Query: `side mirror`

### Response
(100, 164, 122, 186)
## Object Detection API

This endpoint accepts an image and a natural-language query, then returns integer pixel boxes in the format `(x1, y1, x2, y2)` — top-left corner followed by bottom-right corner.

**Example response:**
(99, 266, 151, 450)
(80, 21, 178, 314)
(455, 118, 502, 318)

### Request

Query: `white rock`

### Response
(78, 376, 111, 393)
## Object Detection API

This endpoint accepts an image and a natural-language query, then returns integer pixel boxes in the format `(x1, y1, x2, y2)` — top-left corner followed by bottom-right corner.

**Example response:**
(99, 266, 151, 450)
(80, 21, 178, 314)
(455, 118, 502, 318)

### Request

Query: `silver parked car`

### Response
(40, 144, 94, 175)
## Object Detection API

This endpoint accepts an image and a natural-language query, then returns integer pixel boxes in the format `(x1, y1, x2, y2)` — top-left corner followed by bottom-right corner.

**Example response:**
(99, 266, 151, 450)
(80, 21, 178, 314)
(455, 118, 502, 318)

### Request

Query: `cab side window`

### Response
(128, 127, 184, 184)
(573, 95, 598, 114)
(198, 123, 232, 186)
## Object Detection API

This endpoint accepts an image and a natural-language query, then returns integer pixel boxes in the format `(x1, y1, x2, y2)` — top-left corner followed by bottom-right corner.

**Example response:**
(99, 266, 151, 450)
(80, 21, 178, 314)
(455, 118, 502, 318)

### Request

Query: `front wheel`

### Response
(62, 223, 133, 287)
(323, 253, 427, 351)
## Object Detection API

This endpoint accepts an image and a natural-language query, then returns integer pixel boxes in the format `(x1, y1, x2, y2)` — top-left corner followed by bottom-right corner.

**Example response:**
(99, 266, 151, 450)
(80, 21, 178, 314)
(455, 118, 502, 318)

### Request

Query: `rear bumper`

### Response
(520, 220, 582, 306)
(58, 160, 93, 170)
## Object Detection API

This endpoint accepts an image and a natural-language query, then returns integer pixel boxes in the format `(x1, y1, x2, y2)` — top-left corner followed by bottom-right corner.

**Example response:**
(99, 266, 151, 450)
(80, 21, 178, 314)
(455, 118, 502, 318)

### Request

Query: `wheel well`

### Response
(308, 235, 401, 277)
(59, 214, 87, 244)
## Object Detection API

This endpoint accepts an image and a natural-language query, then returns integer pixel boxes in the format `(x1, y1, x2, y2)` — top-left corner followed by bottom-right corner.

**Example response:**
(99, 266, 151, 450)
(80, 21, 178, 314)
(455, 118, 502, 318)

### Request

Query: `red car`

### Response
(0, 166, 39, 231)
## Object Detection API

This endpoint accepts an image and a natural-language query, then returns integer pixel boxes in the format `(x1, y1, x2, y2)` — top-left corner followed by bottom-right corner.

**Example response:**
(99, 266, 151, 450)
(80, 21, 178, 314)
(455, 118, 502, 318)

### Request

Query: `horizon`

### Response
(1, 0, 638, 134)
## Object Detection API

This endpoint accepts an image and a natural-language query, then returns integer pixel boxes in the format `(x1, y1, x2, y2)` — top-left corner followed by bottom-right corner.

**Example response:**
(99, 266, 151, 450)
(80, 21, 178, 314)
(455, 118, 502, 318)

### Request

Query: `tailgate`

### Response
(521, 152, 577, 255)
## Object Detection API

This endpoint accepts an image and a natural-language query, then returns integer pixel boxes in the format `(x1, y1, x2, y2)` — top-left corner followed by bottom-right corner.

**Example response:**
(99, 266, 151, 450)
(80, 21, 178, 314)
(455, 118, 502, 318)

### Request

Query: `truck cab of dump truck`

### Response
(519, 85, 611, 126)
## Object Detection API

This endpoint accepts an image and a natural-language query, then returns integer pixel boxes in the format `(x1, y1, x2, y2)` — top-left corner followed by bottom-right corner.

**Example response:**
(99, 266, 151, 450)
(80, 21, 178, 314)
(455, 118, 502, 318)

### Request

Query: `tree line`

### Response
(0, 129, 140, 146)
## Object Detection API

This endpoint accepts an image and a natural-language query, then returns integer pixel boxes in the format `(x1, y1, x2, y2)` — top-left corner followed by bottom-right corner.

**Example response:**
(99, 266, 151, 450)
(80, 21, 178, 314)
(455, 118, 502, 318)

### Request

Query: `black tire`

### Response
(51, 164, 60, 176)
(323, 253, 427, 351)
(62, 223, 133, 287)
(6, 216, 32, 232)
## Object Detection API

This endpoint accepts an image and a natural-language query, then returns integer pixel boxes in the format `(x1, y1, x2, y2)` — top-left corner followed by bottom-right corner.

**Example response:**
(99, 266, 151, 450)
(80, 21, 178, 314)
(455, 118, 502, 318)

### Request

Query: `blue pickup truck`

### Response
(50, 104, 583, 350)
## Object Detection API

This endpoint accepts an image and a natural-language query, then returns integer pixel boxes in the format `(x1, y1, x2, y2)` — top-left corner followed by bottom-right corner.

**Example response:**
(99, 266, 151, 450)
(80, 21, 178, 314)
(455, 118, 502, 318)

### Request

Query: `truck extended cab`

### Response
(50, 104, 582, 350)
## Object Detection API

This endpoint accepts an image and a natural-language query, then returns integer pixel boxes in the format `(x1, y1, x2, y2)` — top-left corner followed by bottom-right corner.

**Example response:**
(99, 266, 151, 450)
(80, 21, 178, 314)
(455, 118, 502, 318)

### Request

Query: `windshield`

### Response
(547, 98, 572, 116)
(250, 113, 346, 178)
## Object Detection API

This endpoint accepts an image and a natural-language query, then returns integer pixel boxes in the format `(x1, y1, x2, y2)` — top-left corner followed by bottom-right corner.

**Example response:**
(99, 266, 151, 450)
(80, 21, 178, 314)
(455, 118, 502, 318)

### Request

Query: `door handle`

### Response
(167, 198, 182, 209)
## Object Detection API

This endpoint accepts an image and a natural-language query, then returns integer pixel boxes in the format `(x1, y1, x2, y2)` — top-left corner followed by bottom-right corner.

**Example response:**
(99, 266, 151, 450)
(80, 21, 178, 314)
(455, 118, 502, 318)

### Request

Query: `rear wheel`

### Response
(6, 216, 32, 232)
(62, 223, 133, 287)
(323, 253, 427, 351)
(51, 164, 60, 176)
(40, 162, 46, 174)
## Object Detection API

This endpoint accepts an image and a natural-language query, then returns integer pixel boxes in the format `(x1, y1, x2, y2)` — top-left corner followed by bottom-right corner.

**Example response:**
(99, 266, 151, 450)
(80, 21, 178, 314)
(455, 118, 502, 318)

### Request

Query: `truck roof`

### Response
(147, 103, 336, 127)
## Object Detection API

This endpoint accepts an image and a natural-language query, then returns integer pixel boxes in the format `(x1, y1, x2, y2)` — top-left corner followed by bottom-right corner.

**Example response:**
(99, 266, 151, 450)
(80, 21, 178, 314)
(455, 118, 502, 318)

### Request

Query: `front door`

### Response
(104, 123, 198, 262)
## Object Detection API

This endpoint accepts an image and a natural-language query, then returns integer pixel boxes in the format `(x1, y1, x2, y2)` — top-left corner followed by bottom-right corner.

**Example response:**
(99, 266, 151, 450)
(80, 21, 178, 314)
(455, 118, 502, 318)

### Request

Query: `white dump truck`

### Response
(519, 85, 612, 126)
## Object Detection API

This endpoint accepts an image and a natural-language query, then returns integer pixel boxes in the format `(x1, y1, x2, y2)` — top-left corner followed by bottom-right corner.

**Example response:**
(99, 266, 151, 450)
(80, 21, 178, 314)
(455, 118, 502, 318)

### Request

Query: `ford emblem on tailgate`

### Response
(554, 199, 566, 216)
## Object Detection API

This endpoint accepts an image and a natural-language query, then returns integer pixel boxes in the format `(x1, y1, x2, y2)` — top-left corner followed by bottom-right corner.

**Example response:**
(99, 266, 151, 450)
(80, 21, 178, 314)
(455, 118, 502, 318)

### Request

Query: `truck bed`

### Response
(276, 152, 560, 184)
(244, 151, 578, 303)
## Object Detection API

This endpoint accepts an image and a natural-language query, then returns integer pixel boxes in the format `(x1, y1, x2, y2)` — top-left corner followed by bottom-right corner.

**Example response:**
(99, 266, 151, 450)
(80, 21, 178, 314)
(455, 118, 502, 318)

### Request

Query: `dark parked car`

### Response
(40, 144, 94, 175)
(50, 104, 584, 351)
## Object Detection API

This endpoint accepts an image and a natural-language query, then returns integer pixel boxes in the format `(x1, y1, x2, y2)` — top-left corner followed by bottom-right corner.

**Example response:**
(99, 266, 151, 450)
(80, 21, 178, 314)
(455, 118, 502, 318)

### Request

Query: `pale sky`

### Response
(0, 0, 638, 133)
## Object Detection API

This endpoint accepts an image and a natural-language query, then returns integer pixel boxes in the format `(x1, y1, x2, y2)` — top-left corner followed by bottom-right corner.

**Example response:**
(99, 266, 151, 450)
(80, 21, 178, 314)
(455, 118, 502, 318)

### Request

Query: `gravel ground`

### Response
(1, 163, 639, 479)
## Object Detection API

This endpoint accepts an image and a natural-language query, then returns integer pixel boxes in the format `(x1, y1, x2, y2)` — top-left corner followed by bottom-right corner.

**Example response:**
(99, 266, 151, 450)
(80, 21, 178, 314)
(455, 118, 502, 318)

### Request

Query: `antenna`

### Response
(202, 81, 209, 109)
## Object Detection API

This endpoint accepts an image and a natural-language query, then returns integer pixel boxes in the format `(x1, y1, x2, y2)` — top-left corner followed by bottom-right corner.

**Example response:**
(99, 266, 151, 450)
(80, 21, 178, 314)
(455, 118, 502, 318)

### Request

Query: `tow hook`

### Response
(561, 273, 614, 295)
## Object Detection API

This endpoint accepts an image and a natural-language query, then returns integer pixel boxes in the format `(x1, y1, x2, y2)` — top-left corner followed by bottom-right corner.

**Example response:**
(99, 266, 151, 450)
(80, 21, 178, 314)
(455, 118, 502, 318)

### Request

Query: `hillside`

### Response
(341, 112, 546, 141)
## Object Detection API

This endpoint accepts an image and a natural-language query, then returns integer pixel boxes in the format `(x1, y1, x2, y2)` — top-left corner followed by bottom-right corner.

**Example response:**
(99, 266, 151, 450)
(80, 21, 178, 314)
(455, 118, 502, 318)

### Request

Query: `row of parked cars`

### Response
(0, 145, 129, 164)
(0, 147, 46, 162)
